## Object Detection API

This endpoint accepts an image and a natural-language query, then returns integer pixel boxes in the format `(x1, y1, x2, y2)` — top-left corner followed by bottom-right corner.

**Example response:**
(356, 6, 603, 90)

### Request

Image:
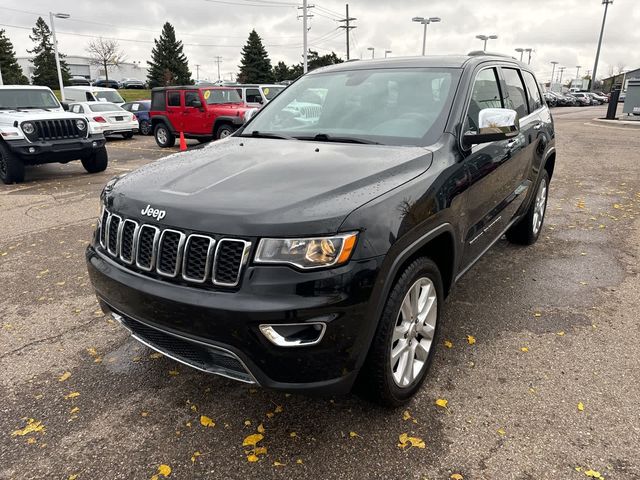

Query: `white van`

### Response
(63, 86, 125, 106)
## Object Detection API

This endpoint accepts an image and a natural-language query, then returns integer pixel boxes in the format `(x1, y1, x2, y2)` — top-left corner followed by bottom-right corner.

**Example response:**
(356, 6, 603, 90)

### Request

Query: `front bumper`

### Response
(86, 246, 384, 395)
(5, 135, 106, 164)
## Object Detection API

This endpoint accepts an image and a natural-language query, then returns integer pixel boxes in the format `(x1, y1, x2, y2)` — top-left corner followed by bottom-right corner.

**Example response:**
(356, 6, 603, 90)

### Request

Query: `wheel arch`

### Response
(543, 150, 556, 180)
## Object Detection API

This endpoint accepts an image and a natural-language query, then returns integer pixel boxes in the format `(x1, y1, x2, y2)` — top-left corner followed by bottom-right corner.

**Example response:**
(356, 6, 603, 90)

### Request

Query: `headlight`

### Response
(255, 233, 358, 269)
(76, 119, 87, 131)
(22, 122, 35, 135)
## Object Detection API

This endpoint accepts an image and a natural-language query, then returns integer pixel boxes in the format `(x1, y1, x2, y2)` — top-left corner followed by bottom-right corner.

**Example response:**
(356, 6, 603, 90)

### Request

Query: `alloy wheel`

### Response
(532, 177, 548, 235)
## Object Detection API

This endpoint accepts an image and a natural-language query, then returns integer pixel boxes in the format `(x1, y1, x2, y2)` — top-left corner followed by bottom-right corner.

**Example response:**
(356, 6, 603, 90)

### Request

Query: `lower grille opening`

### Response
(112, 310, 255, 384)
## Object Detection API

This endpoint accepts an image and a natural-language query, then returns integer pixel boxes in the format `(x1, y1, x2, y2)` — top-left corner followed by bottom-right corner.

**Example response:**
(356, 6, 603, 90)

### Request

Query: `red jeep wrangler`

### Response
(149, 86, 253, 147)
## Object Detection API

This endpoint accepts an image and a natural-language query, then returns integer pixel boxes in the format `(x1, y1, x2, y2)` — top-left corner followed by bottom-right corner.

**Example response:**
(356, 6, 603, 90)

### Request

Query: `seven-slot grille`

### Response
(97, 210, 250, 288)
(25, 119, 85, 141)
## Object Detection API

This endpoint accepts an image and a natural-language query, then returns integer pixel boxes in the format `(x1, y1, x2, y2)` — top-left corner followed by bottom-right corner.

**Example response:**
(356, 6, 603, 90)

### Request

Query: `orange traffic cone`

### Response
(179, 132, 187, 151)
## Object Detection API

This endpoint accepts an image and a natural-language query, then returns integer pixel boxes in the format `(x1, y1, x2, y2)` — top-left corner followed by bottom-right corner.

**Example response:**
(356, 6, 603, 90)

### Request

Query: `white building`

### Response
(16, 55, 148, 82)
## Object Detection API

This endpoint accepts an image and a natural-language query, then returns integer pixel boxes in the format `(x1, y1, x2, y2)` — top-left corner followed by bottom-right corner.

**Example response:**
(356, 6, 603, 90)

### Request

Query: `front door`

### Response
(183, 90, 208, 135)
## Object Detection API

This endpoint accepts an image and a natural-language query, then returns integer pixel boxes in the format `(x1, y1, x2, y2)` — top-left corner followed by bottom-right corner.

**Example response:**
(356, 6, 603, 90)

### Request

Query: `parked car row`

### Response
(68, 76, 148, 89)
(543, 90, 609, 107)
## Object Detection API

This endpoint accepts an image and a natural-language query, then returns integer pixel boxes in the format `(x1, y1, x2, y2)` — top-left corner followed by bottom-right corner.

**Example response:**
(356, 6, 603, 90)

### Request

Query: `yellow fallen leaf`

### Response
(266, 412, 274, 419)
(70, 407, 80, 414)
(191, 451, 201, 463)
(55, 281, 66, 286)
(254, 447, 267, 455)
(244, 420, 251, 426)
(141, 411, 149, 417)
(200, 415, 215, 428)
(613, 204, 621, 209)
(190, 405, 197, 412)
(296, 459, 303, 464)
(402, 410, 412, 421)
(273, 461, 285, 467)
(557, 331, 565, 336)
(86, 347, 98, 357)
(397, 433, 426, 449)
(168, 369, 179, 376)
(578, 402, 585, 412)
(497, 428, 506, 436)
(289, 432, 297, 438)
(349, 431, 360, 438)
(12, 418, 45, 436)
(243, 433, 264, 447)
(584, 470, 603, 479)
(65, 392, 80, 400)
(149, 352, 163, 359)
(156, 464, 171, 477)
(247, 454, 259, 462)
(435, 398, 448, 409)
(533, 312, 542, 318)
(443, 339, 453, 349)
(68, 475, 78, 480)
(58, 371, 71, 382)
(257, 423, 265, 433)
(274, 405, 283, 413)
(520, 347, 529, 352)
(451, 474, 464, 480)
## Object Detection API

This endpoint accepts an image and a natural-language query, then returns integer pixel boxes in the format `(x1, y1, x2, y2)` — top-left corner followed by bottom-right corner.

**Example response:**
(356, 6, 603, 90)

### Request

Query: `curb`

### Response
(590, 117, 640, 129)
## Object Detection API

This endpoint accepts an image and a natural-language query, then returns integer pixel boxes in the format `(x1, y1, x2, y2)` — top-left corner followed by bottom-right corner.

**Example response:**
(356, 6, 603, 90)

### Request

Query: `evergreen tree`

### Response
(147, 23, 192, 88)
(28, 17, 71, 88)
(0, 29, 28, 85)
(307, 50, 343, 71)
(272, 61, 291, 82)
(238, 30, 274, 83)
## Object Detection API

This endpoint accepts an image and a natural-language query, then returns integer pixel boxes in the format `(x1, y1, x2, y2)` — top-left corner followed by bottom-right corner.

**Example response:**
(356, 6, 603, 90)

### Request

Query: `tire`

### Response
(197, 138, 212, 144)
(506, 170, 550, 245)
(358, 257, 443, 407)
(139, 120, 151, 136)
(215, 124, 234, 140)
(0, 142, 26, 184)
(122, 132, 134, 139)
(81, 146, 108, 174)
(154, 123, 175, 148)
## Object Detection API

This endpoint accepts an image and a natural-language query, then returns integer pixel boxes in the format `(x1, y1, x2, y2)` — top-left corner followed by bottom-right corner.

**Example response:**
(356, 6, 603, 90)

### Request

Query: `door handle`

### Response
(533, 122, 543, 130)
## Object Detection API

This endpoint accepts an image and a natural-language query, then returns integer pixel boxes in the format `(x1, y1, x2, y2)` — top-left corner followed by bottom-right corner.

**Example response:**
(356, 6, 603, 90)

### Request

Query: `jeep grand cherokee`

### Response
(87, 54, 555, 406)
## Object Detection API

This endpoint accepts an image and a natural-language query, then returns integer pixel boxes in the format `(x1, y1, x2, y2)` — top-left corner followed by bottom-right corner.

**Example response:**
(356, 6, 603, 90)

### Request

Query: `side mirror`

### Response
(190, 100, 202, 108)
(463, 108, 519, 147)
(61, 102, 70, 111)
(243, 108, 259, 123)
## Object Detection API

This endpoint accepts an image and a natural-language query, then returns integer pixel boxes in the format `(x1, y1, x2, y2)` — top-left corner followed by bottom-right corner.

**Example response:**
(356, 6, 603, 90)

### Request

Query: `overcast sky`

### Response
(1, 0, 638, 83)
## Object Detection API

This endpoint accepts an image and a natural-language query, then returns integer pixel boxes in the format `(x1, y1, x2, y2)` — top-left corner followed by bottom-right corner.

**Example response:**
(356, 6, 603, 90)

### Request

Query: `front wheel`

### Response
(154, 124, 175, 148)
(139, 120, 151, 136)
(122, 131, 134, 139)
(506, 170, 549, 245)
(81, 146, 108, 174)
(358, 257, 443, 407)
(215, 124, 234, 140)
(0, 142, 26, 184)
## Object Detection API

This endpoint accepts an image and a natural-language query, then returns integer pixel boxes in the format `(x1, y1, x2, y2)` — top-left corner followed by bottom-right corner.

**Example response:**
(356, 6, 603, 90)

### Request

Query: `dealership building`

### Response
(16, 55, 148, 82)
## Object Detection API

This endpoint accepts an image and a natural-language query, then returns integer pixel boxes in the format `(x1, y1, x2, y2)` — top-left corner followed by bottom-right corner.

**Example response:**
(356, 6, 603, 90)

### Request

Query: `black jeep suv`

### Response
(87, 54, 555, 406)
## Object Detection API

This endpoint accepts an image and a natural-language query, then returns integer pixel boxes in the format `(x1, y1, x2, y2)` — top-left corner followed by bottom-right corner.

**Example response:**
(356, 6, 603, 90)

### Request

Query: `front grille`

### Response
(98, 210, 250, 289)
(113, 310, 254, 383)
(27, 119, 84, 141)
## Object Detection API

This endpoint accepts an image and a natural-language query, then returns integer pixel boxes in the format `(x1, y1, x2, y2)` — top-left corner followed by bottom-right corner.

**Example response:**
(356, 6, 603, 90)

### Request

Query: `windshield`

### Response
(95, 91, 124, 103)
(203, 89, 242, 104)
(244, 67, 460, 146)
(0, 89, 60, 110)
(262, 86, 284, 100)
(89, 103, 122, 112)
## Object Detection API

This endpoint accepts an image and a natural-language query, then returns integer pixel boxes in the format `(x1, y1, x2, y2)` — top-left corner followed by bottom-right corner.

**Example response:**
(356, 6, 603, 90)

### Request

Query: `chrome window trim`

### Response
(156, 229, 187, 278)
(135, 224, 160, 272)
(118, 219, 139, 265)
(212, 239, 252, 287)
(106, 214, 123, 257)
(182, 234, 216, 284)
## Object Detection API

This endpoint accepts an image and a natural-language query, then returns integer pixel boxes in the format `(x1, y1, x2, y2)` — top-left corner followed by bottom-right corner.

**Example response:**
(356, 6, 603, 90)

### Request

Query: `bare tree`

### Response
(616, 62, 626, 75)
(86, 38, 125, 82)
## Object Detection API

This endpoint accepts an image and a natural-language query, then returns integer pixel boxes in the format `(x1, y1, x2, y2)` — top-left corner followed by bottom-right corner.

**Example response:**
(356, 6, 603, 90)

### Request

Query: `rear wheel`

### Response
(358, 257, 443, 407)
(139, 120, 151, 135)
(81, 146, 108, 174)
(0, 142, 25, 184)
(122, 131, 134, 139)
(215, 124, 234, 140)
(154, 123, 175, 148)
(506, 170, 549, 245)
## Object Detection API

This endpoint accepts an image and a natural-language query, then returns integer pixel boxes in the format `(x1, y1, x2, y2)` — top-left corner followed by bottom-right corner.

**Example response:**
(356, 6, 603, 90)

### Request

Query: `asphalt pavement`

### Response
(1, 106, 639, 480)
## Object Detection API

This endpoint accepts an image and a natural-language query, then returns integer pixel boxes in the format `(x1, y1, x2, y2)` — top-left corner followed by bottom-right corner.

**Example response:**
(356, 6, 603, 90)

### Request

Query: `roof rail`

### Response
(467, 50, 518, 60)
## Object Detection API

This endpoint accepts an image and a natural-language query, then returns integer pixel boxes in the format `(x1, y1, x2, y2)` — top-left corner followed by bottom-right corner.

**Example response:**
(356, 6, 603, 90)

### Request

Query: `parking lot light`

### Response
(50, 12, 70, 101)
(476, 34, 498, 52)
(515, 48, 524, 61)
(367, 47, 375, 59)
(384, 50, 392, 58)
(412, 16, 441, 55)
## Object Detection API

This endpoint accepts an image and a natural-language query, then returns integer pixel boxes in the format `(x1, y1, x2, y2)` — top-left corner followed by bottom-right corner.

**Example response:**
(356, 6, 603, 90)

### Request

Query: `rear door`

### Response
(460, 65, 531, 268)
(245, 88, 264, 108)
(166, 90, 183, 133)
(182, 90, 209, 135)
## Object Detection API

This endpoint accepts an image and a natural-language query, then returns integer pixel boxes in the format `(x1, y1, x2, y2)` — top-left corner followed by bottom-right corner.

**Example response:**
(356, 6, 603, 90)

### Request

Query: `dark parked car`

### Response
(122, 100, 152, 135)
(543, 92, 557, 107)
(93, 78, 120, 89)
(121, 78, 146, 89)
(70, 76, 91, 86)
(87, 53, 555, 406)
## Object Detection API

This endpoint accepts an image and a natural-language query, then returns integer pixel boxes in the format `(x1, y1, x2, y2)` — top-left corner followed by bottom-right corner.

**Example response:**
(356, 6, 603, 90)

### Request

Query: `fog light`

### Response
(259, 322, 327, 347)
(92, 141, 98, 147)
(28, 147, 36, 153)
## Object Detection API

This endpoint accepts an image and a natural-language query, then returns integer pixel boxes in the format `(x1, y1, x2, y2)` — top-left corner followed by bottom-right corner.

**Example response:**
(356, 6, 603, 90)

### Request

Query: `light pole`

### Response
(550, 61, 559, 85)
(558, 66, 566, 85)
(384, 49, 392, 58)
(515, 48, 524, 61)
(525, 48, 534, 65)
(412, 16, 441, 56)
(591, 0, 613, 92)
(367, 47, 375, 59)
(476, 34, 498, 52)
(49, 12, 70, 101)
(575, 65, 582, 87)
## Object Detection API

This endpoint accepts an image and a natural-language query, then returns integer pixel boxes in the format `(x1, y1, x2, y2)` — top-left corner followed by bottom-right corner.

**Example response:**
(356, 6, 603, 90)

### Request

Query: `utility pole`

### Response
(298, 1, 314, 73)
(591, 0, 613, 92)
(195, 64, 200, 81)
(338, 4, 356, 60)
(213, 56, 222, 81)
(526, 48, 533, 65)
(550, 61, 558, 85)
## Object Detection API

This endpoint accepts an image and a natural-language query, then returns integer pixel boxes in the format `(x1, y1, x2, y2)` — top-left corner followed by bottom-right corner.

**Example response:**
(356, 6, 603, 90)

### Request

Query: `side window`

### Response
(246, 88, 263, 104)
(121, 103, 131, 111)
(167, 91, 181, 107)
(502, 68, 528, 118)
(85, 92, 93, 101)
(184, 91, 200, 107)
(522, 71, 542, 112)
(466, 68, 502, 132)
(236, 88, 243, 100)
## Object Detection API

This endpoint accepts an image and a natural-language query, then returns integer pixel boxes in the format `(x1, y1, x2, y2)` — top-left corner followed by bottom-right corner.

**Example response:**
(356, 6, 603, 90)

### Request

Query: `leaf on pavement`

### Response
(451, 475, 464, 480)
(11, 418, 45, 436)
(443, 340, 453, 349)
(247, 454, 259, 463)
(435, 398, 448, 409)
(70, 407, 80, 414)
(168, 369, 179, 376)
(273, 461, 285, 467)
(497, 428, 506, 436)
(200, 415, 215, 428)
(257, 423, 265, 433)
(584, 470, 603, 479)
(520, 347, 529, 352)
(58, 371, 71, 382)
(152, 464, 171, 478)
(397, 433, 425, 449)
(191, 451, 201, 464)
(577, 402, 585, 412)
(274, 405, 283, 413)
(243, 433, 264, 447)
(149, 352, 163, 359)
(349, 431, 360, 438)
(65, 392, 80, 400)
(466, 335, 476, 345)
(402, 410, 412, 421)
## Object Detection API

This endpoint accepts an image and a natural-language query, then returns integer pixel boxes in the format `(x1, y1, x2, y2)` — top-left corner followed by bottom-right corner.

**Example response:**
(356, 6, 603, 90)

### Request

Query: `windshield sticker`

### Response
(263, 88, 270, 96)
(203, 90, 211, 100)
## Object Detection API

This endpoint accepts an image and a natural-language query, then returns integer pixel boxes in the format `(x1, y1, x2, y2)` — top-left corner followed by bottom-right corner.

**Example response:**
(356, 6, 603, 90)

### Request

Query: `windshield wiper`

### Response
(15, 106, 51, 111)
(299, 133, 380, 145)
(240, 130, 296, 140)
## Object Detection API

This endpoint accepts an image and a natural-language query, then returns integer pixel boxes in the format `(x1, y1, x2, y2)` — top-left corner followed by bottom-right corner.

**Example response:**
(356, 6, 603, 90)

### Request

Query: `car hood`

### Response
(0, 109, 78, 124)
(105, 137, 433, 236)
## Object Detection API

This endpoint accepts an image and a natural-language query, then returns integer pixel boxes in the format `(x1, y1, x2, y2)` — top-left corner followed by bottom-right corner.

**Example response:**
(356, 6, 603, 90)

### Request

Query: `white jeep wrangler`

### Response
(0, 85, 108, 184)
